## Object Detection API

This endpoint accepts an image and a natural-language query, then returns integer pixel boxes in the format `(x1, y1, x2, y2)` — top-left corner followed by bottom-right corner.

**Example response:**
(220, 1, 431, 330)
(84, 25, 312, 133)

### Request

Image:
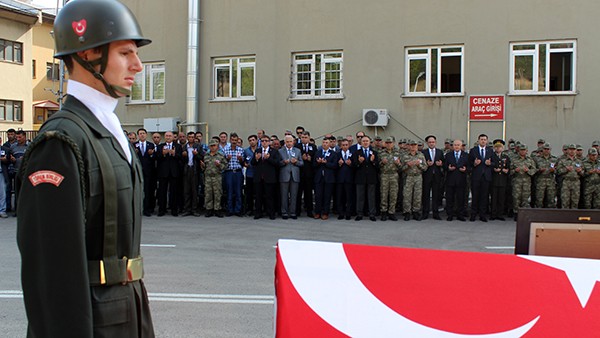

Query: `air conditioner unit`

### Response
(362, 109, 389, 127)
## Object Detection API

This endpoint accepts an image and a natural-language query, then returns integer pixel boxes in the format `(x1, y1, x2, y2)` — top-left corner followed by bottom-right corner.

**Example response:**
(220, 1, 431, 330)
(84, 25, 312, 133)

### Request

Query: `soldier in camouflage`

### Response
(533, 143, 558, 208)
(202, 139, 228, 217)
(556, 144, 584, 209)
(379, 137, 402, 221)
(401, 140, 427, 220)
(582, 148, 600, 209)
(510, 144, 537, 220)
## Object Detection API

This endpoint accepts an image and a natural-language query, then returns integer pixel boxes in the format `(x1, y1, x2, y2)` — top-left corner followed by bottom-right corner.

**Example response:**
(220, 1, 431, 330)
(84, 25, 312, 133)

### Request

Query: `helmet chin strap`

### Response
(72, 44, 131, 98)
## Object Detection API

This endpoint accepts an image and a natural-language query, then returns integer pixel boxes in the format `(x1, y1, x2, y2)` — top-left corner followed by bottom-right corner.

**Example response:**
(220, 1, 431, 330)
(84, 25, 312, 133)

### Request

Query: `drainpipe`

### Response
(186, 0, 200, 132)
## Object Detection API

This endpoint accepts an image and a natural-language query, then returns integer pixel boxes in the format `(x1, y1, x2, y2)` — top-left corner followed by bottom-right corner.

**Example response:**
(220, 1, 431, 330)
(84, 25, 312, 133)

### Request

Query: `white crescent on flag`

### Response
(278, 239, 540, 337)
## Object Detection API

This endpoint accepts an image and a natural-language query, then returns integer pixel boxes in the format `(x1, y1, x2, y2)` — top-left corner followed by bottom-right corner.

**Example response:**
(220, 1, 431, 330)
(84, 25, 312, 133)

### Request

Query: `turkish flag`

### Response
(275, 240, 600, 337)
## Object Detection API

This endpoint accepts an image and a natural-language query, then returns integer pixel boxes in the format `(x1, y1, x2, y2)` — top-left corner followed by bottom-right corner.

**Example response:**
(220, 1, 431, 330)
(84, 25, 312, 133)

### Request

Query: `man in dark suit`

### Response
(252, 135, 281, 219)
(135, 128, 156, 216)
(349, 130, 366, 154)
(295, 131, 316, 217)
(336, 139, 354, 220)
(352, 135, 379, 221)
(421, 135, 444, 220)
(468, 133, 496, 222)
(444, 139, 469, 221)
(156, 131, 183, 216)
(181, 131, 203, 216)
(313, 138, 337, 220)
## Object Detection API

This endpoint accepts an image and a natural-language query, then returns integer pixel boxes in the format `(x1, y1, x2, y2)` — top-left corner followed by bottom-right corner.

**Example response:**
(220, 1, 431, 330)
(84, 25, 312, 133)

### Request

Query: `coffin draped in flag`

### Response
(274, 239, 600, 337)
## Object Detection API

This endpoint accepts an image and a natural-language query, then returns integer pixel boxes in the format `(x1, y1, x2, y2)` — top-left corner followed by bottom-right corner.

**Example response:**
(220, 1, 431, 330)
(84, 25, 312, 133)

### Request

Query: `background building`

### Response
(105, 1, 600, 147)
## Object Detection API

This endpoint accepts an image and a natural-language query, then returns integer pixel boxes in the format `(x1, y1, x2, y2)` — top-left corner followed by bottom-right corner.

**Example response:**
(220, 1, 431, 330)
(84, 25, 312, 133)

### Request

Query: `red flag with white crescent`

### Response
(275, 240, 600, 337)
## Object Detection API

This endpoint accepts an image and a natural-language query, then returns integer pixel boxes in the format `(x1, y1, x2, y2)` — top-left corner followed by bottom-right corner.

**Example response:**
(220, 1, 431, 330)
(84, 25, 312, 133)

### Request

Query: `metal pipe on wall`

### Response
(185, 0, 200, 132)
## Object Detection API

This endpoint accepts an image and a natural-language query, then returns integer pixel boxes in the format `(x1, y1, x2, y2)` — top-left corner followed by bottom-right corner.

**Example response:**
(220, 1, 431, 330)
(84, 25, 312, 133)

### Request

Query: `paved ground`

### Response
(0, 213, 517, 337)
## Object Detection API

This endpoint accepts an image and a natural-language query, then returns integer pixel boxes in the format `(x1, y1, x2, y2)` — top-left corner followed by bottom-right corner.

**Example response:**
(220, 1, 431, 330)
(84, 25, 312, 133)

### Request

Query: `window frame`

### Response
(128, 61, 166, 104)
(211, 55, 256, 101)
(46, 62, 60, 81)
(509, 40, 577, 95)
(290, 51, 344, 100)
(0, 100, 23, 122)
(0, 39, 23, 64)
(404, 45, 465, 97)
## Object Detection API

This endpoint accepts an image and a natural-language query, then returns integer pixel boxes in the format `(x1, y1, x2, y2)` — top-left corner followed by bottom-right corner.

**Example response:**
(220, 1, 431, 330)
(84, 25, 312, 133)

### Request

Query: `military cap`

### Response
(417, 141, 423, 146)
(543, 143, 551, 149)
(568, 144, 577, 149)
(400, 138, 407, 144)
(537, 139, 546, 144)
(576, 144, 583, 150)
(208, 139, 219, 146)
(385, 136, 394, 143)
(408, 139, 417, 145)
(519, 143, 528, 150)
(562, 144, 568, 150)
(444, 138, 451, 144)
(373, 135, 381, 141)
(589, 148, 598, 155)
(336, 136, 344, 141)
(493, 139, 505, 147)
(592, 140, 600, 147)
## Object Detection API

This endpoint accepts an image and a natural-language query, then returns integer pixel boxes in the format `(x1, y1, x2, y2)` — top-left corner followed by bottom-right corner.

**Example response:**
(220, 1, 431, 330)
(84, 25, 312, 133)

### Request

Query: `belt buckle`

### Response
(99, 260, 106, 285)
(126, 257, 143, 283)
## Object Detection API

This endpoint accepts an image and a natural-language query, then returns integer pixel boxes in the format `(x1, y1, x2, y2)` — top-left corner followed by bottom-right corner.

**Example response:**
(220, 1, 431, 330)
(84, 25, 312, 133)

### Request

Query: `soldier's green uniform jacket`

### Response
(401, 152, 427, 174)
(379, 149, 402, 174)
(534, 154, 558, 179)
(582, 158, 600, 187)
(510, 155, 537, 178)
(557, 156, 584, 180)
(204, 151, 228, 176)
(17, 96, 154, 337)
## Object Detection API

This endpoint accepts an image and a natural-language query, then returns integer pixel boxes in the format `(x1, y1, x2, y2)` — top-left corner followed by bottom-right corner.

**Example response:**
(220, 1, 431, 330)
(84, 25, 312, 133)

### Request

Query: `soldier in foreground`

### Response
(16, 0, 154, 336)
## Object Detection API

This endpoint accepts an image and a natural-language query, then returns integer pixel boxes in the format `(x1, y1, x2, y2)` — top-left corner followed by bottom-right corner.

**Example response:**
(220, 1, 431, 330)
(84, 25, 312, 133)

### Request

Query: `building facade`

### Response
(118, 0, 599, 147)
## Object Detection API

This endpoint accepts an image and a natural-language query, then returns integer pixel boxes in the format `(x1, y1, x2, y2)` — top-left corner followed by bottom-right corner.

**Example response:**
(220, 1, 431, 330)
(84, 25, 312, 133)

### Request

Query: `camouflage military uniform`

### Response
(203, 152, 227, 211)
(533, 154, 558, 208)
(401, 151, 427, 214)
(556, 155, 583, 209)
(379, 148, 401, 215)
(510, 155, 537, 213)
(582, 157, 600, 209)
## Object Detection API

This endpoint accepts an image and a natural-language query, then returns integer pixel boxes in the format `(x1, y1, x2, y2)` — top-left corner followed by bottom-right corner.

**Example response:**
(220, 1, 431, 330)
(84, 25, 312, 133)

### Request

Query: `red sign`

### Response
(275, 239, 600, 337)
(469, 95, 504, 120)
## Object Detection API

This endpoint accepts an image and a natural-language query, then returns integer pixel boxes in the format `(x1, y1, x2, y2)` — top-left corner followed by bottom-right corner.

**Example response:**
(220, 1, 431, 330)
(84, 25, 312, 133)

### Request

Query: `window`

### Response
(46, 62, 60, 81)
(405, 45, 464, 96)
(291, 51, 343, 99)
(0, 100, 23, 122)
(0, 39, 23, 63)
(32, 59, 36, 78)
(130, 62, 165, 103)
(212, 56, 256, 100)
(510, 40, 576, 94)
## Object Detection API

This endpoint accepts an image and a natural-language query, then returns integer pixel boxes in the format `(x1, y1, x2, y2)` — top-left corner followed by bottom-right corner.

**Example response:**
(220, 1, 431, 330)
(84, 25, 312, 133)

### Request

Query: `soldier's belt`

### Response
(406, 173, 422, 176)
(88, 256, 144, 286)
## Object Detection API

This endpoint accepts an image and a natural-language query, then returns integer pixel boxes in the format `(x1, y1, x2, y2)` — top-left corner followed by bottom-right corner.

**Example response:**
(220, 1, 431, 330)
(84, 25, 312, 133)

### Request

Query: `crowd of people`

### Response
(124, 126, 600, 222)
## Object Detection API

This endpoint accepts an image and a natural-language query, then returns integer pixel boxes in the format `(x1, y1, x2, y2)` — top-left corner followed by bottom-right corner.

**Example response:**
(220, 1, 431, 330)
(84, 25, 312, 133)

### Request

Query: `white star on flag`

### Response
(520, 255, 600, 308)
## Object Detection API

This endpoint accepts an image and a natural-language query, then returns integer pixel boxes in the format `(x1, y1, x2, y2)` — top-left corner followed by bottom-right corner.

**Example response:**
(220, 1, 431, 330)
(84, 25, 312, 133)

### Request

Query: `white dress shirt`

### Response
(67, 80, 132, 163)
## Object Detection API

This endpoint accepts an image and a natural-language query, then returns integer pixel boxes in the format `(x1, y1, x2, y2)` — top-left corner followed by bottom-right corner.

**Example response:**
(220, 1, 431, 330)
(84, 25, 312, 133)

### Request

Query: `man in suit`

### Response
(444, 139, 469, 221)
(279, 135, 304, 219)
(157, 131, 183, 216)
(336, 139, 355, 220)
(352, 135, 379, 221)
(252, 135, 280, 219)
(181, 131, 203, 216)
(468, 133, 496, 222)
(135, 128, 156, 216)
(17, 0, 155, 335)
(421, 135, 444, 220)
(349, 131, 366, 154)
(295, 131, 316, 217)
(313, 137, 337, 220)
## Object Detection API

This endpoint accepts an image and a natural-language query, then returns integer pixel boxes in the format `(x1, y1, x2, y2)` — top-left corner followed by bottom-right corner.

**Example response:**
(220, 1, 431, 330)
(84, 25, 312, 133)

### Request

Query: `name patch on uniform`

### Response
(28, 170, 64, 187)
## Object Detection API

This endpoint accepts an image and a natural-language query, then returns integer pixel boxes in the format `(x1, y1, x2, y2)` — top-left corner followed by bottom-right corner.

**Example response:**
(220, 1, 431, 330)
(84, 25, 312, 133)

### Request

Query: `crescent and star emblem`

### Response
(71, 19, 87, 37)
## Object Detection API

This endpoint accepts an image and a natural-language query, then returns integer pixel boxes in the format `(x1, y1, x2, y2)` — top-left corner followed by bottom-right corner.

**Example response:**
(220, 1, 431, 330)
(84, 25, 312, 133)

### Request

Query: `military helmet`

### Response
(53, 0, 151, 59)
